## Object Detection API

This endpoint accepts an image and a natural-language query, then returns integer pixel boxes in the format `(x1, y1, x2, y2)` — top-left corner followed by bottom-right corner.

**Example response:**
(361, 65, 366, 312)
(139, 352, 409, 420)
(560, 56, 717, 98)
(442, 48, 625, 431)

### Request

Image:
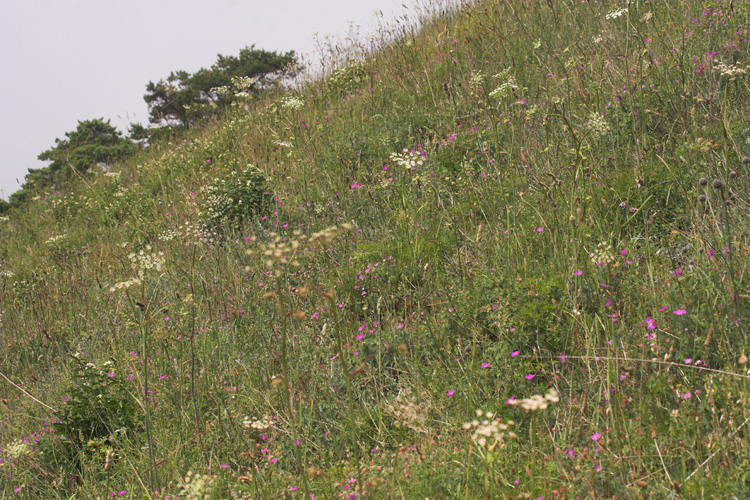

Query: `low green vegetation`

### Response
(2, 1, 750, 498)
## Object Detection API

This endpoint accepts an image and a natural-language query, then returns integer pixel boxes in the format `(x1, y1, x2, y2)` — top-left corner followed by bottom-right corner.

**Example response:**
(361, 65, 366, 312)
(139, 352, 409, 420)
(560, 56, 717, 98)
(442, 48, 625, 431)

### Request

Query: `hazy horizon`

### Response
(0, 0, 411, 201)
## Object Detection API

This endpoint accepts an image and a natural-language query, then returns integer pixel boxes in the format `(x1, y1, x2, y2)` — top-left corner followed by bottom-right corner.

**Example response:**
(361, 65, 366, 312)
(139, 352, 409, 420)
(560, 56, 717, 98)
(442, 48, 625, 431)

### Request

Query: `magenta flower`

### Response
(573, 270, 583, 276)
(591, 433, 602, 442)
(505, 395, 516, 404)
(645, 317, 657, 330)
(446, 389, 456, 396)
(481, 363, 490, 368)
(525, 374, 536, 380)
(511, 350, 520, 357)
(673, 309, 687, 316)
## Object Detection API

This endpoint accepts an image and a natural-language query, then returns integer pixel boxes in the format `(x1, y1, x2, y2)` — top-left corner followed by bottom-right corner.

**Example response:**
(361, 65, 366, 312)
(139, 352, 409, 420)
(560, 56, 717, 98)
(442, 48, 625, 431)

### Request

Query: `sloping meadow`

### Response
(2, 1, 750, 498)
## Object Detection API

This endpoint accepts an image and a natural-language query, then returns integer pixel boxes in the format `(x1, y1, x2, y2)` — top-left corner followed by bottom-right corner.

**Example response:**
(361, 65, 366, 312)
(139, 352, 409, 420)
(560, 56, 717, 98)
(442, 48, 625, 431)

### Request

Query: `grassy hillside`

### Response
(3, 1, 750, 498)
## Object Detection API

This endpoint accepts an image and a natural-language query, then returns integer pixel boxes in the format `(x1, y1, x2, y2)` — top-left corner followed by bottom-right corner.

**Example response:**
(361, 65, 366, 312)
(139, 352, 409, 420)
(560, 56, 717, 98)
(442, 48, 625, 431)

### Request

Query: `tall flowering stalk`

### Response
(251, 231, 310, 497)
(112, 246, 166, 493)
(308, 225, 360, 465)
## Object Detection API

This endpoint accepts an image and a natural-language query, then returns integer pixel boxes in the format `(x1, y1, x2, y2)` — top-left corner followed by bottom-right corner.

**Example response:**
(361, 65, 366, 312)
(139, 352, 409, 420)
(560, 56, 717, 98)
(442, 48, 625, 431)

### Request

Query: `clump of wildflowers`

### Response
(589, 241, 616, 266)
(178, 470, 213, 500)
(243, 415, 274, 430)
(158, 222, 216, 246)
(508, 388, 560, 411)
(45, 234, 66, 245)
(587, 112, 610, 138)
(128, 245, 165, 279)
(109, 277, 142, 293)
(388, 149, 425, 170)
(605, 7, 627, 20)
(387, 389, 430, 433)
(281, 95, 304, 110)
(714, 60, 749, 80)
(3, 440, 31, 459)
(309, 223, 354, 248)
(469, 70, 485, 88)
(199, 165, 269, 232)
(488, 68, 518, 100)
(250, 231, 302, 275)
(463, 410, 516, 448)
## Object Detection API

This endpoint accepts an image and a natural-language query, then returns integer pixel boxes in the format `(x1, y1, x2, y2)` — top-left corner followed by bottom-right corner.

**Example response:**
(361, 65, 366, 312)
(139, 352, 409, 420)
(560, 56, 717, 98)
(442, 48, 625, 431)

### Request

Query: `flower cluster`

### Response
(281, 95, 305, 110)
(179, 471, 213, 500)
(243, 414, 274, 431)
(462, 410, 516, 449)
(158, 222, 216, 246)
(605, 7, 627, 20)
(309, 223, 353, 248)
(508, 388, 560, 411)
(254, 232, 302, 272)
(587, 112, 610, 138)
(488, 68, 518, 100)
(469, 71, 485, 88)
(387, 389, 429, 433)
(714, 60, 749, 80)
(128, 245, 165, 278)
(389, 149, 425, 170)
(589, 241, 616, 266)
(45, 234, 66, 245)
(3, 440, 31, 459)
(109, 277, 142, 293)
(199, 165, 269, 232)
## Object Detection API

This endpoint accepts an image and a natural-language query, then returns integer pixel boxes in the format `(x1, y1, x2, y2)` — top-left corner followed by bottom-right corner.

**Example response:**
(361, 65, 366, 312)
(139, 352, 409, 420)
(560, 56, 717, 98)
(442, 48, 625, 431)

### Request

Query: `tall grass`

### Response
(3, 1, 750, 498)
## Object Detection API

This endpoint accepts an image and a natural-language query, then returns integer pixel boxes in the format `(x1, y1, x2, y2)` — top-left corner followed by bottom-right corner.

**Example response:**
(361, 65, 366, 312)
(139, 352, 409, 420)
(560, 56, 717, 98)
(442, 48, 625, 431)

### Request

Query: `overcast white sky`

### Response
(0, 0, 412, 200)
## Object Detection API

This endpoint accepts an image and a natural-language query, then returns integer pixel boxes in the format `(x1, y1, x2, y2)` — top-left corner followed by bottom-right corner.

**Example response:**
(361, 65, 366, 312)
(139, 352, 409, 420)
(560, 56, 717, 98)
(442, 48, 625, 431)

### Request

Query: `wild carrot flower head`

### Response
(508, 388, 560, 411)
(387, 388, 430, 433)
(589, 242, 615, 266)
(243, 415, 274, 431)
(128, 245, 165, 278)
(389, 149, 424, 170)
(109, 277, 142, 293)
(462, 410, 516, 449)
(587, 112, 610, 138)
(178, 471, 213, 500)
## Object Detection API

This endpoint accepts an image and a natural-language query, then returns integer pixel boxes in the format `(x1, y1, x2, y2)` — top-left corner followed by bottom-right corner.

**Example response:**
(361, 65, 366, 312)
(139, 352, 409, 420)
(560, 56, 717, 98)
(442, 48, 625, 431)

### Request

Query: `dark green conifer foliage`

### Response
(143, 45, 299, 127)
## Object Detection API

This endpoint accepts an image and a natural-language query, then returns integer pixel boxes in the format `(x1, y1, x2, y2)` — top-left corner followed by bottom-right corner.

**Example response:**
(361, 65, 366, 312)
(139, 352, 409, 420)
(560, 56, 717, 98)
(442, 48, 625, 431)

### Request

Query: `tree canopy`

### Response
(144, 45, 299, 127)
(1, 119, 135, 212)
